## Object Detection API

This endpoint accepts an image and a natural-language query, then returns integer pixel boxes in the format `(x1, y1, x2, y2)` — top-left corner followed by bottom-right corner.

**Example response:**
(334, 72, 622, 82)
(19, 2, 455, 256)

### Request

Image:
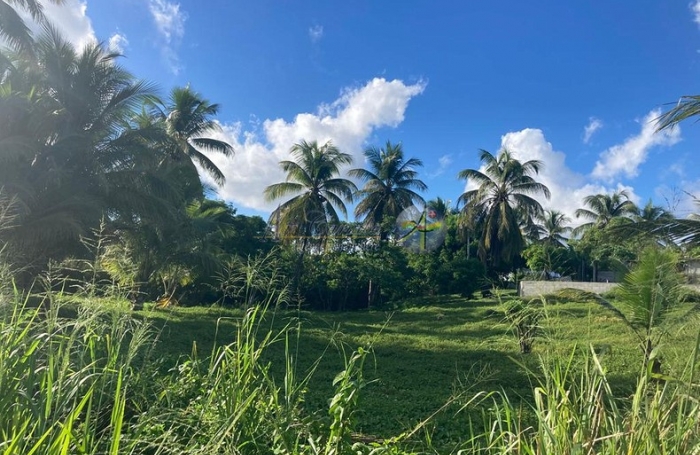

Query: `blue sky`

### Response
(35, 0, 700, 222)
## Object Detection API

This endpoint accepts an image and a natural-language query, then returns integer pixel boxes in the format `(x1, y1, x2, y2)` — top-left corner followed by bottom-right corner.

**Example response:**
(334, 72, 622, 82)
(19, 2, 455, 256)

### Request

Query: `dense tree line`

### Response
(2, 2, 700, 310)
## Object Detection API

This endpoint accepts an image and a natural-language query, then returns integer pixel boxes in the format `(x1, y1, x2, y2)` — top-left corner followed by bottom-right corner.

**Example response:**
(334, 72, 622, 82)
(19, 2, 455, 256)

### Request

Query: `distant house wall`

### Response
(518, 281, 617, 297)
(684, 260, 700, 284)
(518, 281, 700, 297)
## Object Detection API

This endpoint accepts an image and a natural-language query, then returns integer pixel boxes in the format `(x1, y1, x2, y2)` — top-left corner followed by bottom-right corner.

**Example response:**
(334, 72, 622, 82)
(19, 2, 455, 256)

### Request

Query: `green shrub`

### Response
(503, 299, 543, 354)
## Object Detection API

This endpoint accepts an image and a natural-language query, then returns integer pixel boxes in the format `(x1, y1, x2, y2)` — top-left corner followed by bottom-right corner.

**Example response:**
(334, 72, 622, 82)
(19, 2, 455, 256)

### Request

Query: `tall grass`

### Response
(453, 339, 700, 454)
(0, 250, 388, 454)
(3, 249, 700, 453)
(0, 289, 153, 454)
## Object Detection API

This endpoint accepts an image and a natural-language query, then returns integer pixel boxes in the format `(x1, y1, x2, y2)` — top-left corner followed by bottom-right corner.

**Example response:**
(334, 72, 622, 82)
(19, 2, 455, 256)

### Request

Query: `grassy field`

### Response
(138, 290, 700, 447)
(4, 286, 700, 453)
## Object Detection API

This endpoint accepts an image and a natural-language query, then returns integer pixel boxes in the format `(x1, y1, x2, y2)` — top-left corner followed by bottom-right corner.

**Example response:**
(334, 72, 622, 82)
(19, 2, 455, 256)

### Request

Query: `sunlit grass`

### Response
(4, 284, 700, 453)
(142, 291, 700, 445)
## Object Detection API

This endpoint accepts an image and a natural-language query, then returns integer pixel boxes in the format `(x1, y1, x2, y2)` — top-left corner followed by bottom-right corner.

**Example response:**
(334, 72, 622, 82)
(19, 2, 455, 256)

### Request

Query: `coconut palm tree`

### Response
(349, 141, 427, 241)
(573, 190, 638, 236)
(148, 86, 234, 186)
(458, 149, 550, 270)
(614, 246, 684, 374)
(264, 140, 356, 254)
(636, 199, 673, 223)
(427, 197, 459, 220)
(0, 0, 64, 54)
(533, 209, 572, 246)
(0, 29, 166, 267)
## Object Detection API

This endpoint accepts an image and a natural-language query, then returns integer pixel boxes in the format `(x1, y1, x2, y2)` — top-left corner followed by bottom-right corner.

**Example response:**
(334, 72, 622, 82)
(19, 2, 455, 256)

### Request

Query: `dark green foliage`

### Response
(350, 141, 427, 241)
(435, 254, 486, 298)
(570, 217, 640, 281)
(0, 25, 236, 291)
(522, 242, 579, 278)
(458, 149, 550, 270)
(297, 245, 411, 311)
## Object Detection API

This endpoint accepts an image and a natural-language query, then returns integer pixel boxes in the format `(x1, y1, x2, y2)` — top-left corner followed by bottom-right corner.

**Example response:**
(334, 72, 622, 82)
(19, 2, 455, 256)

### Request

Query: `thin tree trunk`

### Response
(292, 224, 311, 301)
(367, 279, 373, 309)
(593, 261, 598, 282)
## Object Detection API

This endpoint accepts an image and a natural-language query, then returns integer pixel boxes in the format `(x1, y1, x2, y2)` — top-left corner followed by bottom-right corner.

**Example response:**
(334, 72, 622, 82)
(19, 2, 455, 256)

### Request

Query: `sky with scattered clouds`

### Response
(30, 0, 700, 223)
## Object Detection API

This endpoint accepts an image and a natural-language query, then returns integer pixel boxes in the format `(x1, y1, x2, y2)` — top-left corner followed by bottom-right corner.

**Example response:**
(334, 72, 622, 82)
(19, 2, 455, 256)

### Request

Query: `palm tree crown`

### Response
(533, 209, 572, 246)
(264, 140, 356, 248)
(0, 28, 169, 266)
(574, 190, 638, 236)
(349, 141, 427, 238)
(0, 0, 64, 54)
(636, 200, 673, 223)
(151, 86, 234, 185)
(458, 149, 550, 269)
(426, 197, 455, 221)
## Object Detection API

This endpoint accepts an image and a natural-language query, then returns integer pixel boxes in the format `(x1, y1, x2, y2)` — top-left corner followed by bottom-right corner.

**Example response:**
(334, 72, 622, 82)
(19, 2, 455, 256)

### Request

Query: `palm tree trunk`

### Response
(292, 222, 313, 300)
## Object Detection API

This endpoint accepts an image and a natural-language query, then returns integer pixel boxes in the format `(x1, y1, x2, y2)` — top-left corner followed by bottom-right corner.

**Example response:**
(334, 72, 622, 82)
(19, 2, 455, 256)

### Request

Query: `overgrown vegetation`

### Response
(6, 2, 700, 454)
(2, 272, 700, 453)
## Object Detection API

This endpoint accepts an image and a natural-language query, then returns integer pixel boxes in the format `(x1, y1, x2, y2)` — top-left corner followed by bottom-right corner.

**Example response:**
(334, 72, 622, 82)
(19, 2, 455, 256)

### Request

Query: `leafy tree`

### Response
(570, 217, 638, 282)
(458, 149, 550, 270)
(436, 253, 485, 298)
(295, 245, 410, 310)
(264, 140, 356, 255)
(350, 141, 426, 241)
(105, 199, 242, 304)
(522, 243, 579, 278)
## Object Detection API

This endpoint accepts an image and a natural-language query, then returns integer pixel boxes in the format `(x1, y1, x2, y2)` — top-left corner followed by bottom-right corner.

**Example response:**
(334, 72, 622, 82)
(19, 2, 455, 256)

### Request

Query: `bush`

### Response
(436, 255, 486, 298)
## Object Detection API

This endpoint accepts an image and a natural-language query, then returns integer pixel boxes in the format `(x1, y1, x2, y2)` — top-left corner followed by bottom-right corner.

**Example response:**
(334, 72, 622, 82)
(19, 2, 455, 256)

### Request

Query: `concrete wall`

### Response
(518, 281, 617, 297)
(518, 281, 700, 298)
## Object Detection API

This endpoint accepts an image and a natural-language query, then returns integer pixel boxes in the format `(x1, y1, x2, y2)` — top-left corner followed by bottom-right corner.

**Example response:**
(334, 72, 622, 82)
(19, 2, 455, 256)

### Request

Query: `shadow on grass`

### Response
(137, 299, 648, 442)
(141, 304, 537, 440)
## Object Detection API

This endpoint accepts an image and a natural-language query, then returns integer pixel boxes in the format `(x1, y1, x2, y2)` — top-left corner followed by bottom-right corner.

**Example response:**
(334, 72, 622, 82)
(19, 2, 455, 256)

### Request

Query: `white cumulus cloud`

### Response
(202, 78, 426, 212)
(309, 25, 324, 43)
(148, 0, 186, 74)
(17, 0, 96, 50)
(692, 0, 700, 26)
(108, 32, 128, 53)
(591, 109, 681, 182)
(583, 116, 603, 144)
